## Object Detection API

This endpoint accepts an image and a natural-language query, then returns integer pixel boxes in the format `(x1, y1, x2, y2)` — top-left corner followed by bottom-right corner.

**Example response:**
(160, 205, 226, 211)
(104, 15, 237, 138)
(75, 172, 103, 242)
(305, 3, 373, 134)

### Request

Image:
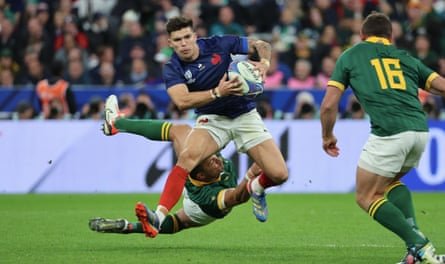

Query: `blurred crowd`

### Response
(1, 0, 445, 120)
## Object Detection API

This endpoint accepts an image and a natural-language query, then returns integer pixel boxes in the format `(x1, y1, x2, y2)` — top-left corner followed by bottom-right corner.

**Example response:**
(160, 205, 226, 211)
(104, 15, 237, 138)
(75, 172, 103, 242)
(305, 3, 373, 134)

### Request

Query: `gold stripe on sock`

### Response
(385, 181, 404, 194)
(172, 214, 179, 233)
(368, 198, 387, 218)
(161, 122, 172, 141)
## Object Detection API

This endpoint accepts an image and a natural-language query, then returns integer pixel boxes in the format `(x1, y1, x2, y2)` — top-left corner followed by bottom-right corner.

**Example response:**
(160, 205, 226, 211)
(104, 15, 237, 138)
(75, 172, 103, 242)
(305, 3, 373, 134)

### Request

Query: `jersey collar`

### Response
(365, 36, 391, 45)
(188, 175, 221, 187)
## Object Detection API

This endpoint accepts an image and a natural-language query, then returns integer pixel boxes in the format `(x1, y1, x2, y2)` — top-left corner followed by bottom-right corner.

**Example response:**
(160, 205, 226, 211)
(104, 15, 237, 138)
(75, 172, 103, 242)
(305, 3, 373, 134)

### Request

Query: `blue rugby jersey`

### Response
(163, 35, 257, 118)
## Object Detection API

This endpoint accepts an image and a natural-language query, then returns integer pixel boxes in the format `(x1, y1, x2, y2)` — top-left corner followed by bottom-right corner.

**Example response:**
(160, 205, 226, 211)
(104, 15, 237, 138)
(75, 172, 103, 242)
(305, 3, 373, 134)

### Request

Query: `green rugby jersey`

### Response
(184, 157, 238, 219)
(328, 36, 439, 136)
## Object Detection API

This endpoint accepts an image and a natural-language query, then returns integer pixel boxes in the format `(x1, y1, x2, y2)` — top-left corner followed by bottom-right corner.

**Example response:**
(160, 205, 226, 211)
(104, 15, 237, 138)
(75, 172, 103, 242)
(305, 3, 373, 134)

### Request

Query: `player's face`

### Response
(168, 27, 198, 62)
(200, 155, 223, 180)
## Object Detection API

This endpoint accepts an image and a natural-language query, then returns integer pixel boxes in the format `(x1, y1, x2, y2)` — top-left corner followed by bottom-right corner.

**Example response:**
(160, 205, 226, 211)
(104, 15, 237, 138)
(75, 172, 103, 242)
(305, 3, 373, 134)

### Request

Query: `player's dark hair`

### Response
(166, 16, 193, 35)
(189, 164, 203, 180)
(361, 12, 392, 39)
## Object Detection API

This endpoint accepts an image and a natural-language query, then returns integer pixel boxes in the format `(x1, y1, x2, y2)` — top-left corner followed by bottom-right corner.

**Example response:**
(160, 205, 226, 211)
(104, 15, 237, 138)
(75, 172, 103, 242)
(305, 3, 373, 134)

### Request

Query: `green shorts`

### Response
(195, 109, 272, 153)
(358, 131, 429, 177)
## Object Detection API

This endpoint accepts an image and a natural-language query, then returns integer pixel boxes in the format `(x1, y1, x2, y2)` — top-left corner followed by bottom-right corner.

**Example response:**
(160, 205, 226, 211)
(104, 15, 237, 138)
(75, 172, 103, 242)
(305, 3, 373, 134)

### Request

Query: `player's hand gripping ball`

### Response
(228, 60, 264, 97)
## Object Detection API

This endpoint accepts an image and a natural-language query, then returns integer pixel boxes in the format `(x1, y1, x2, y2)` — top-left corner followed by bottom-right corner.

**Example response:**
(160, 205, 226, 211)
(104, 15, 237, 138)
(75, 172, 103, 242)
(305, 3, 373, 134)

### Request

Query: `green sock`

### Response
(159, 214, 184, 234)
(386, 182, 418, 229)
(127, 222, 144, 233)
(369, 198, 427, 248)
(114, 118, 172, 141)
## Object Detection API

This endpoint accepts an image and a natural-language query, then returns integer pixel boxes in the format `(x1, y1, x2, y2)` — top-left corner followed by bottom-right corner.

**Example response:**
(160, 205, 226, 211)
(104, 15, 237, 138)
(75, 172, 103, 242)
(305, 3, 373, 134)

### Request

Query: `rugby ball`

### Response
(228, 60, 264, 97)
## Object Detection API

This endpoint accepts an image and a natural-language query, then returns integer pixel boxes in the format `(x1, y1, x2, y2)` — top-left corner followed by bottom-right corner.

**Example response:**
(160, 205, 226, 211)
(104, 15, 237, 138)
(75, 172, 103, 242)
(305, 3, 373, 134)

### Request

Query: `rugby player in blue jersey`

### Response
(111, 16, 288, 237)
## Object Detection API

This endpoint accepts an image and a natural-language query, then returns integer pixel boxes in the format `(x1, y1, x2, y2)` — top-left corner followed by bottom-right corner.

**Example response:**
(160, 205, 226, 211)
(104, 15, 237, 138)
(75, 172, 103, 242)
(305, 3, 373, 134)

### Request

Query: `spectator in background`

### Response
(314, 56, 335, 90)
(0, 18, 18, 57)
(14, 100, 36, 120)
(271, 8, 299, 53)
(293, 91, 317, 119)
(341, 94, 366, 120)
(118, 92, 136, 117)
(123, 58, 150, 86)
(209, 5, 245, 36)
(422, 95, 441, 120)
(280, 32, 315, 75)
(89, 45, 119, 84)
(287, 59, 315, 90)
(412, 34, 439, 71)
(18, 16, 53, 66)
(264, 50, 285, 90)
(95, 62, 119, 86)
(80, 96, 104, 120)
(36, 60, 77, 119)
(0, 48, 20, 79)
(54, 15, 89, 51)
(66, 59, 90, 85)
(118, 11, 155, 79)
(0, 68, 14, 88)
(133, 92, 158, 119)
(19, 49, 48, 85)
(85, 12, 117, 55)
(256, 97, 274, 119)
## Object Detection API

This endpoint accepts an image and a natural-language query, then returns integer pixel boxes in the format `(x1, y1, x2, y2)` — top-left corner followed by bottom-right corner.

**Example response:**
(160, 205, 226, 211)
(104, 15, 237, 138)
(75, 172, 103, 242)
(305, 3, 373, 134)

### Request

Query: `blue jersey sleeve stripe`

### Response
(241, 37, 249, 53)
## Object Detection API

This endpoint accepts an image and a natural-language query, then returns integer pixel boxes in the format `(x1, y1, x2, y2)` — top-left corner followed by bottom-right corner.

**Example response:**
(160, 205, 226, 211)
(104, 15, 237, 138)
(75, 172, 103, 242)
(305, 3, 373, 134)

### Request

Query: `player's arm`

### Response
(320, 85, 342, 157)
(222, 163, 262, 208)
(167, 75, 243, 111)
(247, 38, 271, 80)
(429, 75, 445, 97)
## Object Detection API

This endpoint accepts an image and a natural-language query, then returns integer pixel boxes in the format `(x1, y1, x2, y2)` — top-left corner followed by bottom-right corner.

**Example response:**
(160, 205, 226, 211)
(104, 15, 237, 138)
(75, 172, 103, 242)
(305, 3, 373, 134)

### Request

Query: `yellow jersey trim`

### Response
(327, 80, 345, 91)
(425, 72, 439, 91)
(365, 36, 391, 45)
(188, 175, 221, 187)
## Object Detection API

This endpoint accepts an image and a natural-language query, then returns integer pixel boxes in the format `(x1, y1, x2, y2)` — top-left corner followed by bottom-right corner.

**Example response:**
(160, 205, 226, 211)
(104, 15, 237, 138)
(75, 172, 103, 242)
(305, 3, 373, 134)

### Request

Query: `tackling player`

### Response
(91, 95, 262, 235)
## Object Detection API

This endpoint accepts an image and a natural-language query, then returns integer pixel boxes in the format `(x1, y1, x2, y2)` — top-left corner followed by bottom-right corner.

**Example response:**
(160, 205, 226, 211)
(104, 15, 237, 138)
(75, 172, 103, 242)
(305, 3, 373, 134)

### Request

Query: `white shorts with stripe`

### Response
(194, 109, 272, 153)
(358, 131, 429, 178)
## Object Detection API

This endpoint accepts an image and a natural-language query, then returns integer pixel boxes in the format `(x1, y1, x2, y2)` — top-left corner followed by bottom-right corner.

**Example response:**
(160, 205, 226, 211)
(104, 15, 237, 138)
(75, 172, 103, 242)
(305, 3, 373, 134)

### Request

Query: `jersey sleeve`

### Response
(216, 35, 249, 55)
(194, 184, 231, 218)
(415, 59, 439, 91)
(162, 61, 185, 89)
(327, 52, 349, 91)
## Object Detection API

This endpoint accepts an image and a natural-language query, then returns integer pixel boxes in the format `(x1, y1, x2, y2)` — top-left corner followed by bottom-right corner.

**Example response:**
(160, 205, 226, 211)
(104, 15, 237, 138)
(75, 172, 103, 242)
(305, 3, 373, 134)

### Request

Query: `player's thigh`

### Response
(401, 132, 428, 172)
(247, 138, 288, 180)
(358, 132, 418, 178)
(178, 128, 219, 170)
(195, 114, 232, 149)
(232, 109, 273, 153)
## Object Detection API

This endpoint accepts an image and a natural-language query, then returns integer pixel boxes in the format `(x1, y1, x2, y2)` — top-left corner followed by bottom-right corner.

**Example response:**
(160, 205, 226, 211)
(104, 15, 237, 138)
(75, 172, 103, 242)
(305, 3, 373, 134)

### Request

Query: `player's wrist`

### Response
(211, 87, 221, 99)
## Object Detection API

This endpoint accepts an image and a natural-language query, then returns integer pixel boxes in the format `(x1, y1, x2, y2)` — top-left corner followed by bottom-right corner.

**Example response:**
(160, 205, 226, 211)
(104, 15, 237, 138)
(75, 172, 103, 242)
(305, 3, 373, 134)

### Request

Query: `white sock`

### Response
(250, 178, 264, 194)
(155, 207, 166, 225)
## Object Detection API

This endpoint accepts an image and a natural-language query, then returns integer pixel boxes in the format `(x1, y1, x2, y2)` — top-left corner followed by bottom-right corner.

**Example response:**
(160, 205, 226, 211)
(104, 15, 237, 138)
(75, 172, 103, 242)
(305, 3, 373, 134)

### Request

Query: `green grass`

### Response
(1, 193, 444, 263)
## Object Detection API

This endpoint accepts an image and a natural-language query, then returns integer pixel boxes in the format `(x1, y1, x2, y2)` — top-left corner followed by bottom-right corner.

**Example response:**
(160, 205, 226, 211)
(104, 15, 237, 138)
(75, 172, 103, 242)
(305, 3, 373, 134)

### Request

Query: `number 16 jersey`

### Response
(328, 36, 439, 136)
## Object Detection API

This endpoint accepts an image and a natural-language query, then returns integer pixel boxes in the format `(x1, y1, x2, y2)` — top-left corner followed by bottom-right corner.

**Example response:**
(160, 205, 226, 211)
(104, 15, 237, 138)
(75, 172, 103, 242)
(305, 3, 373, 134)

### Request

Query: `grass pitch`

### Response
(1, 193, 444, 263)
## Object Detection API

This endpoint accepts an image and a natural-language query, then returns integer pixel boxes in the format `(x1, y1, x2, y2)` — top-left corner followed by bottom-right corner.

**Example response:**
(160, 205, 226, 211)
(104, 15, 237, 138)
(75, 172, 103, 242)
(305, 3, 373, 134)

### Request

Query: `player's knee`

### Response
(177, 150, 201, 171)
(269, 167, 288, 184)
(355, 192, 370, 211)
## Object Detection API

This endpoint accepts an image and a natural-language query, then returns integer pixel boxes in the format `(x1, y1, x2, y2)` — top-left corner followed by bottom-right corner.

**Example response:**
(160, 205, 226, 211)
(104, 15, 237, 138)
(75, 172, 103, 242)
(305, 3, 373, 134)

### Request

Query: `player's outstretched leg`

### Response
(103, 94, 121, 136)
(135, 202, 161, 238)
(247, 180, 268, 222)
(89, 217, 129, 233)
(397, 242, 445, 264)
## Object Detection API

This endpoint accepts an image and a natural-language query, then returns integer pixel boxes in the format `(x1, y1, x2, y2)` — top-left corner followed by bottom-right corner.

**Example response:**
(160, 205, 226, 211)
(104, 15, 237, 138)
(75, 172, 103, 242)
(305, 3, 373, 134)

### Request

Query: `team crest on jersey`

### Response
(184, 69, 195, 84)
(211, 53, 221, 65)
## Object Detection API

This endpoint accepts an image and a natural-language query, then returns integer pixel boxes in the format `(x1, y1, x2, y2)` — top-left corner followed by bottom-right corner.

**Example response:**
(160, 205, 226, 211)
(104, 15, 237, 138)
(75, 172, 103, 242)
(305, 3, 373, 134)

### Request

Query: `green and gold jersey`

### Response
(184, 157, 238, 219)
(328, 37, 439, 136)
